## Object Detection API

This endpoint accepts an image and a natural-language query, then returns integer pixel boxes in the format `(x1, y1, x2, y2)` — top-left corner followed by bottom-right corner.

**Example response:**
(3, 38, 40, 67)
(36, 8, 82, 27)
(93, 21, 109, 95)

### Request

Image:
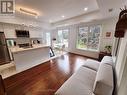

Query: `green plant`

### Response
(105, 45, 112, 53)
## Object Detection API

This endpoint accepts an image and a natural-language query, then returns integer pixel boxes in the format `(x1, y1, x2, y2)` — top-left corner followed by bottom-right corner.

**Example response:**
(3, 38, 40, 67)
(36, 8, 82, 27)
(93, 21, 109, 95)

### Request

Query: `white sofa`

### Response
(55, 56, 114, 95)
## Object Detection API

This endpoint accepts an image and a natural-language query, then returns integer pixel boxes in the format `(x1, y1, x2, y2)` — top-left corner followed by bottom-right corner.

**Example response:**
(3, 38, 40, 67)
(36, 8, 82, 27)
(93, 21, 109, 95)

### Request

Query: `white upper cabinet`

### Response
(3, 24, 17, 38)
(15, 25, 21, 30)
(29, 27, 42, 38)
(0, 23, 42, 38)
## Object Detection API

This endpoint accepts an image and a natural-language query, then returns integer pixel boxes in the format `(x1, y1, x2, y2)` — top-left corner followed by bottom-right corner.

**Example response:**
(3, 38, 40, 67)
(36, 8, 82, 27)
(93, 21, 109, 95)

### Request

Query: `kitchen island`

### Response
(10, 45, 50, 72)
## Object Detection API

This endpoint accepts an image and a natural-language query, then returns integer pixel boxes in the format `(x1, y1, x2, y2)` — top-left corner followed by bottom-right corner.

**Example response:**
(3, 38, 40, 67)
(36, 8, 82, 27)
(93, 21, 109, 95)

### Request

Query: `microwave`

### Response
(16, 30, 30, 37)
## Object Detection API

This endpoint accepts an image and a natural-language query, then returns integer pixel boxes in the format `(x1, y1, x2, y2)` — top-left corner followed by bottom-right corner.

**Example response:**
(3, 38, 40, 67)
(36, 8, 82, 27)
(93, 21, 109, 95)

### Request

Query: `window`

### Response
(57, 29, 69, 48)
(77, 25, 101, 51)
(62, 29, 69, 48)
(46, 32, 51, 46)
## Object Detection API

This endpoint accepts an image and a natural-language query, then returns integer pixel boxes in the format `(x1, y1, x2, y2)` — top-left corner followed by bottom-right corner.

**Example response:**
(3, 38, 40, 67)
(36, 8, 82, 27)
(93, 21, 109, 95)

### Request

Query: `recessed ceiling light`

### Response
(84, 7, 88, 11)
(35, 16, 38, 19)
(62, 15, 65, 18)
(49, 20, 52, 23)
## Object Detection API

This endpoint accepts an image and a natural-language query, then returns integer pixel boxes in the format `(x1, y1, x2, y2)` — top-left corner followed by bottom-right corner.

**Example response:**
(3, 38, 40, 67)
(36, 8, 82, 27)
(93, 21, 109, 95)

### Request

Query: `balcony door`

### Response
(46, 32, 51, 46)
(57, 29, 69, 48)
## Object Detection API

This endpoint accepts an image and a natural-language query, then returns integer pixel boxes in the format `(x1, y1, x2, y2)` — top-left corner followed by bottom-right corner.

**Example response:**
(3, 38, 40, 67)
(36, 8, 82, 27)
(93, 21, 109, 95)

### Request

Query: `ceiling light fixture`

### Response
(49, 20, 53, 23)
(62, 15, 65, 18)
(19, 8, 38, 18)
(84, 7, 88, 11)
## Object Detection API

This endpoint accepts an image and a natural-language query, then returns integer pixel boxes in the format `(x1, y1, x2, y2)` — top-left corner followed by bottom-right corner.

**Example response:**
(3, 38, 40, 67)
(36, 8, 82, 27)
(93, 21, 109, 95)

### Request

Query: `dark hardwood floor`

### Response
(4, 53, 88, 95)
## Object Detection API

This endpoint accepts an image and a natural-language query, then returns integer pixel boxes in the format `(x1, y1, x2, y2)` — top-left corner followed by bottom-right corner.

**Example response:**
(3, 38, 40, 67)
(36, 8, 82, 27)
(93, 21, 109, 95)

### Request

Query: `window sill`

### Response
(76, 48, 99, 53)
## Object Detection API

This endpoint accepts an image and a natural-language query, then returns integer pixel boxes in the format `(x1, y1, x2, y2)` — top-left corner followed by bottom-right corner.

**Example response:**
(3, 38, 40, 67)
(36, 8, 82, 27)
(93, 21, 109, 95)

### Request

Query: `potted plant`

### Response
(104, 45, 112, 54)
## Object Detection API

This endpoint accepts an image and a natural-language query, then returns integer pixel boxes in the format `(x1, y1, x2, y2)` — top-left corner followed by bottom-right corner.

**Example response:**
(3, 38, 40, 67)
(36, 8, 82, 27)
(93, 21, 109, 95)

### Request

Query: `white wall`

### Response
(51, 17, 117, 58)
(117, 57, 127, 95)
(41, 29, 52, 45)
(115, 32, 127, 95)
(100, 18, 117, 51)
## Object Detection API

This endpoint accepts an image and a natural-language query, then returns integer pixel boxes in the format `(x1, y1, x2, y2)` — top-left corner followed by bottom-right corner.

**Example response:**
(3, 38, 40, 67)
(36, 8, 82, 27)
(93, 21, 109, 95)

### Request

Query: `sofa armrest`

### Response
(101, 56, 113, 66)
(93, 63, 114, 95)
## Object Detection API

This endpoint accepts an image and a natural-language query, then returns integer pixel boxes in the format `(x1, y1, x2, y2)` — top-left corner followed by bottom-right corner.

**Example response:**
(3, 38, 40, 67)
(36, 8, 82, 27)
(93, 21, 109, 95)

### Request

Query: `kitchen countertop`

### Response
(10, 44, 50, 53)
(9, 44, 50, 73)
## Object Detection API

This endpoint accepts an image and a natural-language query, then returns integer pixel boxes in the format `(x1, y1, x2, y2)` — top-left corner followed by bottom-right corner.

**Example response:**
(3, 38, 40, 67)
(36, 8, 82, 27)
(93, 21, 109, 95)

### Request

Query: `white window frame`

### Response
(76, 24, 102, 52)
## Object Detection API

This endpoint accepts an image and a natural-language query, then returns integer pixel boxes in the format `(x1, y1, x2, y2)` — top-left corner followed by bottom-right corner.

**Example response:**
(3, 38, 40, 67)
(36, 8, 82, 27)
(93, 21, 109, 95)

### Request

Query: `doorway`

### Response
(46, 32, 51, 46)
(57, 29, 69, 48)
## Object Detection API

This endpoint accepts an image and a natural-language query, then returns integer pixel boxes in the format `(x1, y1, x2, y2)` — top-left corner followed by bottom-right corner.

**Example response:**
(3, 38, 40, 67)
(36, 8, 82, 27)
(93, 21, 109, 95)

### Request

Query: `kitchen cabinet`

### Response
(29, 27, 42, 38)
(3, 24, 17, 38)
(15, 25, 21, 30)
(0, 23, 43, 38)
(0, 24, 4, 32)
(11, 45, 50, 71)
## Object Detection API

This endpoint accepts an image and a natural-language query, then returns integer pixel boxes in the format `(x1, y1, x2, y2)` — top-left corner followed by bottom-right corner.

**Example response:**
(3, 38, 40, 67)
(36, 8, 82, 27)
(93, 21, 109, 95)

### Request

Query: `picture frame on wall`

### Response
(105, 32, 111, 38)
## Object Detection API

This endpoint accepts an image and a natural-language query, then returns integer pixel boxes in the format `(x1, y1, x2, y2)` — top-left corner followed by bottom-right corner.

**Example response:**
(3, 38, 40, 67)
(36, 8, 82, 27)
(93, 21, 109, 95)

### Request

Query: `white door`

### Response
(57, 29, 69, 48)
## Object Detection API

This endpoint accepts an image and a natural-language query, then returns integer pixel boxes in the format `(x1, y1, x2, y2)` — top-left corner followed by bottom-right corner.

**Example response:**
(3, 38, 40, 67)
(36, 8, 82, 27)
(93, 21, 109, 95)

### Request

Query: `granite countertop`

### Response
(10, 44, 50, 53)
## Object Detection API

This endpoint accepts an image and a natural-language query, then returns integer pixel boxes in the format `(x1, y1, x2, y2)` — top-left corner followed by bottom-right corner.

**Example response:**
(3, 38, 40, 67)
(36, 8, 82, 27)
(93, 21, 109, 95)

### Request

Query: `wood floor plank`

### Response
(4, 53, 88, 95)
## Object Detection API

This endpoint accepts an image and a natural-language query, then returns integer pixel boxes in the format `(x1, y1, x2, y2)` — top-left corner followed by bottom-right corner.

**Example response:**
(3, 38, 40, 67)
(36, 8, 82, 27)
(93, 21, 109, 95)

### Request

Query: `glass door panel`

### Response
(46, 32, 51, 46)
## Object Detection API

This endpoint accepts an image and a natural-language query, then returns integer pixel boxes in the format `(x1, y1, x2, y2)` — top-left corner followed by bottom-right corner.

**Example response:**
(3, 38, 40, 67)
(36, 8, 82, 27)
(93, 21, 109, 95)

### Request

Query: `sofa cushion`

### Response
(55, 67, 97, 95)
(93, 63, 114, 95)
(83, 59, 100, 71)
(101, 56, 113, 66)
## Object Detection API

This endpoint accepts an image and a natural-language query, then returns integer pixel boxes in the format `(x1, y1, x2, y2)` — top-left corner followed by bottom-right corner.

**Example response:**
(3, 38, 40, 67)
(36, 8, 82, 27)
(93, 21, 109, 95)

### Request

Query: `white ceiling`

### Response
(15, 0, 99, 23)
(97, 0, 127, 18)
(15, 0, 127, 23)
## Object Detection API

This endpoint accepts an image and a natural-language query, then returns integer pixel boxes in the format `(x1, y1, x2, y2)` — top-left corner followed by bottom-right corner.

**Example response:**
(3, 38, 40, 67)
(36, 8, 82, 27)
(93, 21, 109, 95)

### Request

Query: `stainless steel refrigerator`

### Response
(0, 32, 11, 65)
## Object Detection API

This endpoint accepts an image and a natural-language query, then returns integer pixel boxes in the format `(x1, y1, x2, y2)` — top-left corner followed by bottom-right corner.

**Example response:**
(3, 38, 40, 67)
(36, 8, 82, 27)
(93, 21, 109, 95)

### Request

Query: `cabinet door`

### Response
(15, 25, 21, 30)
(29, 28, 35, 38)
(3, 24, 17, 38)
(0, 24, 4, 32)
(29, 27, 42, 38)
